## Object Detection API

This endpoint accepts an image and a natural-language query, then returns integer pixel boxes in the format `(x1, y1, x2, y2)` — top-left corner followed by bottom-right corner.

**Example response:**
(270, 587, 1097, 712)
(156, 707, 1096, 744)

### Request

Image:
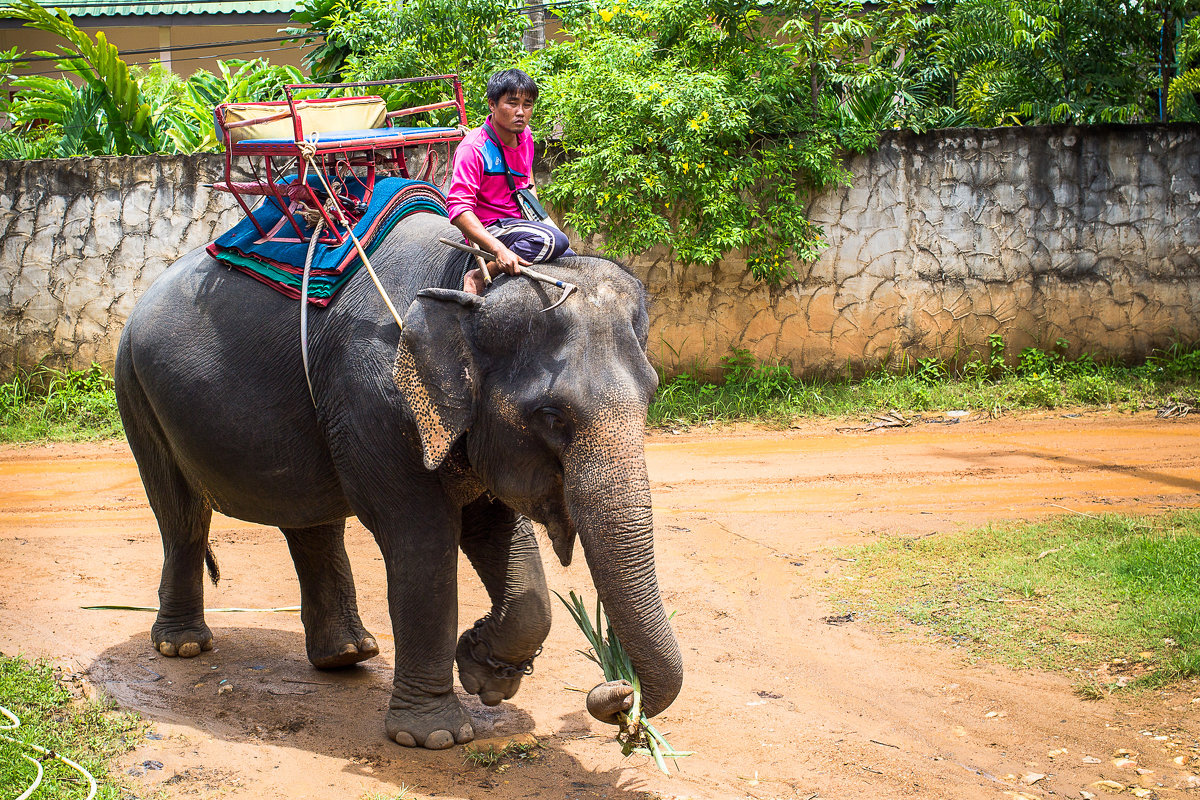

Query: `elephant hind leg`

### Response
(280, 521, 379, 669)
(118, 370, 214, 659)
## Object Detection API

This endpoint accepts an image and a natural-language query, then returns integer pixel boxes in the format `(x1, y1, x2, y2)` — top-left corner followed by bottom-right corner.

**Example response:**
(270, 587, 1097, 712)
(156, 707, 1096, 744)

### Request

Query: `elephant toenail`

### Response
(460, 672, 482, 694)
(456, 723, 474, 743)
(425, 730, 455, 750)
(201, 639, 214, 651)
(339, 642, 357, 655)
(178, 642, 201, 658)
(480, 690, 504, 706)
(158, 642, 177, 657)
(393, 731, 417, 747)
(360, 637, 378, 652)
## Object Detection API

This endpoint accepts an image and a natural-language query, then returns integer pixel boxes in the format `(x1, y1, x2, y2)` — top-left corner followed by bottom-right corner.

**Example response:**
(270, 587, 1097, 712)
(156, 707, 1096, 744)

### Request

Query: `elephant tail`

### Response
(205, 545, 220, 586)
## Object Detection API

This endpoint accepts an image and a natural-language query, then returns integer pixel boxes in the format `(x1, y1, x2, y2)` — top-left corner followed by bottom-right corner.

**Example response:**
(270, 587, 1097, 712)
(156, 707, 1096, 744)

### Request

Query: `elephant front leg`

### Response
(281, 521, 379, 669)
(374, 514, 474, 749)
(457, 496, 552, 707)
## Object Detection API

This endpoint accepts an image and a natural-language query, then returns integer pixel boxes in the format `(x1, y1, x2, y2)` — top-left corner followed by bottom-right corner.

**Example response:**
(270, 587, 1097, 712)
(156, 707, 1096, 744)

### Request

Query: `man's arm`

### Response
(446, 136, 529, 275)
(451, 211, 530, 275)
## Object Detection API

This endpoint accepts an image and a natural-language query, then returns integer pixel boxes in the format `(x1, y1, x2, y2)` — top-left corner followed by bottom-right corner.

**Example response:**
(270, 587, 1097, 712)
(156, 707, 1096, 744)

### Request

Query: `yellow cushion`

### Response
(223, 97, 389, 144)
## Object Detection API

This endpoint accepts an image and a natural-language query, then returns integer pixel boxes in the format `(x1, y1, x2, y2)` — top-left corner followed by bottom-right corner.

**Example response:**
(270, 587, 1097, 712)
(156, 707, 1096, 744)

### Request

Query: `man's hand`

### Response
(451, 210, 531, 278)
(492, 244, 531, 275)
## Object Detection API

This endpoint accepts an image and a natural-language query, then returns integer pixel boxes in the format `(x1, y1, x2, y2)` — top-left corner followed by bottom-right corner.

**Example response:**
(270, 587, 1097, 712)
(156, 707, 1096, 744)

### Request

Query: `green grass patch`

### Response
(462, 739, 542, 772)
(649, 339, 1200, 426)
(831, 511, 1200, 692)
(0, 364, 123, 442)
(359, 788, 417, 800)
(0, 654, 144, 799)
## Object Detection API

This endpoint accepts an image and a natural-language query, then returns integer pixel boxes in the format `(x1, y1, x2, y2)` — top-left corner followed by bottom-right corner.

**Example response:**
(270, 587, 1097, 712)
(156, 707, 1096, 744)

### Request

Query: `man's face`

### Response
(488, 91, 535, 136)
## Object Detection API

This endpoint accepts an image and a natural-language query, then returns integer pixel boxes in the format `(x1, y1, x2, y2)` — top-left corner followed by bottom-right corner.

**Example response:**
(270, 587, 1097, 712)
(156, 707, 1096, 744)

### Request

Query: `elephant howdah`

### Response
(114, 212, 683, 749)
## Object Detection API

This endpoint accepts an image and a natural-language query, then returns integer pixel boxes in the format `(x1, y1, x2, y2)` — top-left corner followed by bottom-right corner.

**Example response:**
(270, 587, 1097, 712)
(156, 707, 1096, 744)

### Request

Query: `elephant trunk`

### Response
(564, 428, 683, 720)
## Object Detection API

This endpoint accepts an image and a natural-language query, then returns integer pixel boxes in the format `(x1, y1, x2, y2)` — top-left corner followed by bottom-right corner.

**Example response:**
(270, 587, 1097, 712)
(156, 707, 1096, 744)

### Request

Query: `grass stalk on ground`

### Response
(830, 511, 1200, 693)
(0, 654, 144, 799)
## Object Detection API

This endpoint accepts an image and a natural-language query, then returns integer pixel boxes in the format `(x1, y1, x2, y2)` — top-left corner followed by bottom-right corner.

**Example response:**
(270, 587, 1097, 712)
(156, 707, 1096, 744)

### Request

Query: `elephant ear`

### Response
(392, 288, 484, 470)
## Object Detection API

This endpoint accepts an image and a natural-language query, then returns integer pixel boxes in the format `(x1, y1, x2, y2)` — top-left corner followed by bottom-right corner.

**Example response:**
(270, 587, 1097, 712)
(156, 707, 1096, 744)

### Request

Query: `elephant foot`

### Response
(151, 619, 213, 658)
(386, 694, 474, 749)
(455, 626, 534, 706)
(308, 628, 379, 670)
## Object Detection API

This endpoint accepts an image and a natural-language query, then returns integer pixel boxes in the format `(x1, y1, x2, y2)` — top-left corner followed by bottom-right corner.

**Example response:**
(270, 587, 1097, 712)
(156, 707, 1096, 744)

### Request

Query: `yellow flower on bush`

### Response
(599, 8, 614, 21)
(681, 162, 689, 173)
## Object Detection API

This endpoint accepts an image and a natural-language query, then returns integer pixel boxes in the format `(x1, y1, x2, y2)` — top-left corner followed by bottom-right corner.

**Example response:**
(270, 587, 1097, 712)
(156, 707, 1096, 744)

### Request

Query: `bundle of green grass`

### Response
(559, 591, 691, 774)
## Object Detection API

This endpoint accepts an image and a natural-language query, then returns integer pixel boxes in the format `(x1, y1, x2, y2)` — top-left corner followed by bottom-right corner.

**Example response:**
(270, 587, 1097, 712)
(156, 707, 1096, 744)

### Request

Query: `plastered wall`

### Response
(2, 124, 1198, 376)
(629, 124, 1200, 375)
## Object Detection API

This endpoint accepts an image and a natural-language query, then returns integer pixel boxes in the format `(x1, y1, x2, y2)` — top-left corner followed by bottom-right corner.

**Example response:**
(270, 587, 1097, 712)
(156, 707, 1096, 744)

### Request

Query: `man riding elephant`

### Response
(447, 69, 573, 294)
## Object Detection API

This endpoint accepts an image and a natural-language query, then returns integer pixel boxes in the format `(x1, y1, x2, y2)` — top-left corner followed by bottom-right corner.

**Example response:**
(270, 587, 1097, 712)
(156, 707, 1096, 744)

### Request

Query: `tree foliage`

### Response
(1, 0, 155, 155)
(919, 0, 1159, 125)
(524, 0, 880, 279)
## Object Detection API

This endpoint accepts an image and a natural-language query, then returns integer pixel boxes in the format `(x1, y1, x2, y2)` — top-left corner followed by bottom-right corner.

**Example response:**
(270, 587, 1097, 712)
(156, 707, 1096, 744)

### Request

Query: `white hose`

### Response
(1, 702, 98, 800)
(15, 754, 43, 800)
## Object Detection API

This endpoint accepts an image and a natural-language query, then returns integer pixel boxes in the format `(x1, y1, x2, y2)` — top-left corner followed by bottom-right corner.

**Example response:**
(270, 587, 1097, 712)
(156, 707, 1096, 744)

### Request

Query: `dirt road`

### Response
(2, 412, 1199, 800)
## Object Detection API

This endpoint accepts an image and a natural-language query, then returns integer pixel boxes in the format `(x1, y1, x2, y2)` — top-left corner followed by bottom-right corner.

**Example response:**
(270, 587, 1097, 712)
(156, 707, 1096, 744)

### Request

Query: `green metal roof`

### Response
(45, 0, 301, 17)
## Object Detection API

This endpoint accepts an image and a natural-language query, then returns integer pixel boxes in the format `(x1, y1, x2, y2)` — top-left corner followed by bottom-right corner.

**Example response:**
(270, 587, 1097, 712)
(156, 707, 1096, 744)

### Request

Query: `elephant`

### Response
(113, 211, 682, 749)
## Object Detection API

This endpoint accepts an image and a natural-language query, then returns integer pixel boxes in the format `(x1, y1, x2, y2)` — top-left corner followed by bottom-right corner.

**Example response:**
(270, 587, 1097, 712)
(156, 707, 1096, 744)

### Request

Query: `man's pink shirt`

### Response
(446, 118, 535, 227)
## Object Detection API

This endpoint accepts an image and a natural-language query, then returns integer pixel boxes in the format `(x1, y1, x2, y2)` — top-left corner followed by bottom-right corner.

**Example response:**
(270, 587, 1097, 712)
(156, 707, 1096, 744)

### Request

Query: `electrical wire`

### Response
(8, 44, 302, 76)
(1, 703, 98, 800)
(0, 34, 297, 64)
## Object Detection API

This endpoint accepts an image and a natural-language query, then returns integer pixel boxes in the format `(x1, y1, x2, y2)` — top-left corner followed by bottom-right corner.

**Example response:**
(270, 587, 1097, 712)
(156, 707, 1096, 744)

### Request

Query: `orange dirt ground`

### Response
(1, 411, 1199, 800)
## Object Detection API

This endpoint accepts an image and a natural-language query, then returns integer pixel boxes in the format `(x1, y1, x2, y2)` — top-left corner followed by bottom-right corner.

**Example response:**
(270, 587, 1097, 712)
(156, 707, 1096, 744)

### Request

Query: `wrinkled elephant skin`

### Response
(114, 214, 682, 749)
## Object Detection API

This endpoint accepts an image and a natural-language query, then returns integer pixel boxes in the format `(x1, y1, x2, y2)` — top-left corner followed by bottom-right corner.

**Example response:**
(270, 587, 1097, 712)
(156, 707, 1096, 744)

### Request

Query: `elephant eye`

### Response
(538, 406, 570, 436)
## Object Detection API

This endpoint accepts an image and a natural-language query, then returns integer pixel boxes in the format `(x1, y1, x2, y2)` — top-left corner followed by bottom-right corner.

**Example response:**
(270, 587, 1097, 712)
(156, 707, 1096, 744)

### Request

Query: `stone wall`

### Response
(632, 124, 1200, 375)
(0, 156, 244, 371)
(2, 124, 1199, 376)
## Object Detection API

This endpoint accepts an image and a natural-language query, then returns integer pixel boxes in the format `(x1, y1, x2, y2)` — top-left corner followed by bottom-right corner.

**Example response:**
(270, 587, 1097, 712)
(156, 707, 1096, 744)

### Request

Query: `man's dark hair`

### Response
(486, 69, 539, 104)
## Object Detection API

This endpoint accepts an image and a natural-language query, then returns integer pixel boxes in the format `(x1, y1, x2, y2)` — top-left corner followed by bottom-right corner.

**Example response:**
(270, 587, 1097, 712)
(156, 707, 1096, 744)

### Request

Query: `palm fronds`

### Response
(557, 590, 691, 775)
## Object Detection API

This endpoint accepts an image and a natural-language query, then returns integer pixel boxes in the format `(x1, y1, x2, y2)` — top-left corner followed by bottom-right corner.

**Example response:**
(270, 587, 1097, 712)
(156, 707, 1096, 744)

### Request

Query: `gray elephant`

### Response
(113, 212, 682, 749)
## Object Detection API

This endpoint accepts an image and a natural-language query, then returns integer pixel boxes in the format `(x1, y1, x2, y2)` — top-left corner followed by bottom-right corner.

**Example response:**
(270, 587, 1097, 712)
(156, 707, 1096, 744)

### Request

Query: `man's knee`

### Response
(547, 226, 571, 260)
(495, 221, 571, 263)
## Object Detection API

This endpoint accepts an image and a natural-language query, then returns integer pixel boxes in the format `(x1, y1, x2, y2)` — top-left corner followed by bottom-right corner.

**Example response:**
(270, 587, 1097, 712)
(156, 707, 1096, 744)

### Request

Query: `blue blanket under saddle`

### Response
(207, 176, 447, 306)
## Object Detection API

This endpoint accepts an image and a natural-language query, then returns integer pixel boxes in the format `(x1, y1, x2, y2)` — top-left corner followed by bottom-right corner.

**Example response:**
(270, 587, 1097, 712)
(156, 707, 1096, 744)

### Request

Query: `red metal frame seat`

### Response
(213, 74, 467, 246)
(230, 126, 461, 152)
